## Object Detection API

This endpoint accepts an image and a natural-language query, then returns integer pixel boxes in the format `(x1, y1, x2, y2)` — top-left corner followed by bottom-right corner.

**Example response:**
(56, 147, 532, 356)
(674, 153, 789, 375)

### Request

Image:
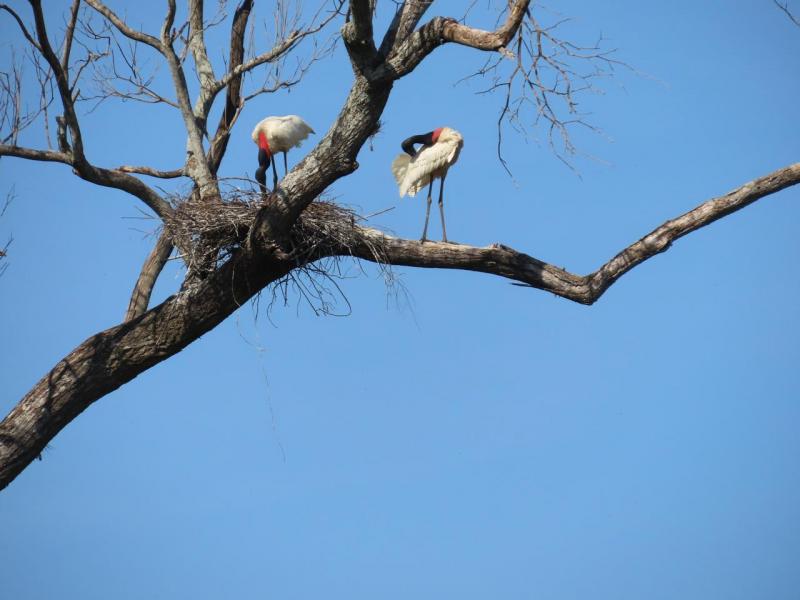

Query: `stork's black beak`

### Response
(256, 148, 270, 191)
(401, 131, 435, 156)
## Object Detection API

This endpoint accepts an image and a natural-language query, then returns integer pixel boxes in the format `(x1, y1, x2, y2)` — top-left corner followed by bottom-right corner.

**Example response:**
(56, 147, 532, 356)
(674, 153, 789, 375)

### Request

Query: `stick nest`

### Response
(163, 190, 388, 273)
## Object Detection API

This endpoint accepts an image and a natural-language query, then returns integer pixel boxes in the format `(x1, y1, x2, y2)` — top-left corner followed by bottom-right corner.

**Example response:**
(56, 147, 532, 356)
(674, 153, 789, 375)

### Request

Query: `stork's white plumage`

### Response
(252, 115, 314, 191)
(392, 127, 463, 242)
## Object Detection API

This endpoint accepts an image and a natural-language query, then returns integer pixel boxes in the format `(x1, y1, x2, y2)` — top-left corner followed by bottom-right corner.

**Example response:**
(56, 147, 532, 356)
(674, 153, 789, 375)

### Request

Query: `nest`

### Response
(163, 189, 389, 277)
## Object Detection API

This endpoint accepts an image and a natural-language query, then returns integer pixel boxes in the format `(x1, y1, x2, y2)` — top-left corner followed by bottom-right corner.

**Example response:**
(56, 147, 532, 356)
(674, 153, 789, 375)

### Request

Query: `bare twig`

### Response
(60, 0, 81, 71)
(83, 0, 163, 50)
(774, 1, 800, 26)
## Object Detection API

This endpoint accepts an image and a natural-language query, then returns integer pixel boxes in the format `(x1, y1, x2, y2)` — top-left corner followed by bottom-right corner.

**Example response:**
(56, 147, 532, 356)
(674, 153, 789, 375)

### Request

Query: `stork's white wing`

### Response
(399, 138, 462, 197)
(251, 115, 314, 147)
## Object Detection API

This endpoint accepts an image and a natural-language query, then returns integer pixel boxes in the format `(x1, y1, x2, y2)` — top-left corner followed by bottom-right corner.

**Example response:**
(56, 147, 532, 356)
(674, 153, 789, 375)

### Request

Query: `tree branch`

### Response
(29, 0, 85, 157)
(378, 0, 433, 58)
(0, 143, 173, 218)
(342, 0, 378, 70)
(340, 162, 800, 304)
(161, 1, 217, 196)
(83, 0, 163, 51)
(125, 231, 173, 321)
(187, 0, 216, 91)
(0, 3, 42, 52)
(774, 0, 800, 26)
(116, 165, 184, 179)
(60, 0, 81, 72)
(207, 0, 253, 175)
(372, 0, 530, 82)
(208, 3, 345, 97)
(0, 144, 70, 163)
(6, 2, 171, 219)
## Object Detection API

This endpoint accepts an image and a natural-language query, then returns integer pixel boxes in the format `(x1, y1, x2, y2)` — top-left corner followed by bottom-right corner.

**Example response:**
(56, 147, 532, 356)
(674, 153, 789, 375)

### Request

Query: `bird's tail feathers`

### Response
(392, 154, 411, 197)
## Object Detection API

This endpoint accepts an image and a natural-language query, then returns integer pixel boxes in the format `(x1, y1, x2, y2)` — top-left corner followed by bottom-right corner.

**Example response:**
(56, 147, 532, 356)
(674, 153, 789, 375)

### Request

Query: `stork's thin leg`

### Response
(421, 179, 433, 243)
(283, 152, 288, 177)
(272, 157, 279, 190)
(438, 172, 448, 243)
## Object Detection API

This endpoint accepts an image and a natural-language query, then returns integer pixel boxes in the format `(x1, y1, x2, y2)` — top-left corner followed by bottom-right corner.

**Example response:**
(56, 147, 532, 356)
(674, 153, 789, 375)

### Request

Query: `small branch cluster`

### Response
(774, 1, 800, 26)
(77, 12, 178, 110)
(0, 48, 54, 146)
(0, 186, 13, 277)
(461, 9, 628, 172)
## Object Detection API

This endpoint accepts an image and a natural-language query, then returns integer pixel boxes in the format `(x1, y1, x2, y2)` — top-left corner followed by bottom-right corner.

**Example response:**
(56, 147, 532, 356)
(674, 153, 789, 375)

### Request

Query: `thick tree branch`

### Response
(342, 0, 378, 70)
(378, 0, 433, 58)
(125, 231, 173, 321)
(371, 0, 530, 82)
(157, 0, 216, 196)
(188, 0, 216, 91)
(207, 0, 252, 175)
(187, 0, 218, 131)
(340, 163, 800, 304)
(0, 144, 70, 163)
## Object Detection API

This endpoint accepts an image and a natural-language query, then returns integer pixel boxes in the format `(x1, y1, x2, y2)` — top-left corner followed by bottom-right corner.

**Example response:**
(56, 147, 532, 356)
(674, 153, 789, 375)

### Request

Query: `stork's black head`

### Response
(401, 131, 436, 156)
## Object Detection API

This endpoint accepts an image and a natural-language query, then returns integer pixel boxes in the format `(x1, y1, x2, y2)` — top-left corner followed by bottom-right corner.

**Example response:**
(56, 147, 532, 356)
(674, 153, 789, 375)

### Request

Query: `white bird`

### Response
(391, 127, 463, 243)
(251, 115, 315, 192)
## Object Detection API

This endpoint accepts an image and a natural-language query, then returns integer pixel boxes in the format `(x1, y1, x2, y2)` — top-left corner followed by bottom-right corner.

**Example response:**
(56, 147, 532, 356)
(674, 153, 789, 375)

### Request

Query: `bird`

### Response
(391, 127, 463, 243)
(251, 115, 315, 192)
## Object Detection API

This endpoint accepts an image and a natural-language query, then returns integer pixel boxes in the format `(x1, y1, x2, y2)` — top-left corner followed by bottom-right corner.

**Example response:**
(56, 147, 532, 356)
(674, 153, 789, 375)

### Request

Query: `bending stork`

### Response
(391, 127, 464, 242)
(251, 115, 315, 192)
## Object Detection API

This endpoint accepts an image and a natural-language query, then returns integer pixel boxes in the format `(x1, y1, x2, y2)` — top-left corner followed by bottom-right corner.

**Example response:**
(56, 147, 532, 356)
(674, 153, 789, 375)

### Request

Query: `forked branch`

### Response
(373, 0, 531, 81)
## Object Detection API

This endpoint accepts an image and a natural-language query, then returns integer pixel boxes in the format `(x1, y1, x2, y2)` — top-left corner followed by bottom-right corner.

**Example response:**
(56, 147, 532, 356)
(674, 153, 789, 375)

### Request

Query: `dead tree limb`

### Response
(339, 163, 800, 305)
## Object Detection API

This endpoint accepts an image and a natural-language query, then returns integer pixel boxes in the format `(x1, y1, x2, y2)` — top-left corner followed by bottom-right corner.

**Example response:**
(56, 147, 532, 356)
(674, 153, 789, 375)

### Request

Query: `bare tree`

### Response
(0, 0, 798, 491)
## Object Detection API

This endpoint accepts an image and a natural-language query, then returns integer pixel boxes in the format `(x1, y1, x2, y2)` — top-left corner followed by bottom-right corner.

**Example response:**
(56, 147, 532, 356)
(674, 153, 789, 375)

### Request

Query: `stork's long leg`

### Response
(438, 172, 448, 243)
(283, 152, 288, 177)
(272, 156, 279, 190)
(421, 179, 434, 243)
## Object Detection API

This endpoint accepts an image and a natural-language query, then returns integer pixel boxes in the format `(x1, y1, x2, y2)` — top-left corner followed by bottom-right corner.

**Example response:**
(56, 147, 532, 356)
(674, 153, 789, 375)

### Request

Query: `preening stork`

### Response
(391, 127, 464, 242)
(251, 115, 315, 192)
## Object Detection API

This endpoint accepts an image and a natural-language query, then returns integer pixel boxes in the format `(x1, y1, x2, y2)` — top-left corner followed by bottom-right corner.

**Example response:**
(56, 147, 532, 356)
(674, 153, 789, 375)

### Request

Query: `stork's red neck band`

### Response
(432, 127, 444, 143)
(258, 131, 271, 154)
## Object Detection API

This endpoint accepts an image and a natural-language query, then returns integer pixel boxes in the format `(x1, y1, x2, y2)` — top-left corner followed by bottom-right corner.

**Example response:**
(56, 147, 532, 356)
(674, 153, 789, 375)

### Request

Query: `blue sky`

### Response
(1, 1, 799, 598)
